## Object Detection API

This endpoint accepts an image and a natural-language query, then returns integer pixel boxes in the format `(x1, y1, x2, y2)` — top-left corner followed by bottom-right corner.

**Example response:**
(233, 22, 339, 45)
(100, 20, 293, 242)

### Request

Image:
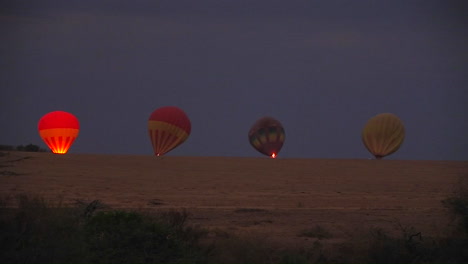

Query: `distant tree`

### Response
(0, 145, 14, 151)
(14, 144, 46, 152)
(24, 144, 40, 152)
(16, 145, 25, 151)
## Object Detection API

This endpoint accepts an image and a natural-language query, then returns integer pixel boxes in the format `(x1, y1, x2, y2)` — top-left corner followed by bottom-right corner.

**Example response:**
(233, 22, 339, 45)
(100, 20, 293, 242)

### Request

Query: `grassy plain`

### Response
(1, 151, 467, 263)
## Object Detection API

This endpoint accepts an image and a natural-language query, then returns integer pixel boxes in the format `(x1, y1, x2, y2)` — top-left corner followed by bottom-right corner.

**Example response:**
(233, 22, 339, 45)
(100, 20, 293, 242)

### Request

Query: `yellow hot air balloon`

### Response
(148, 106, 191, 156)
(362, 113, 405, 159)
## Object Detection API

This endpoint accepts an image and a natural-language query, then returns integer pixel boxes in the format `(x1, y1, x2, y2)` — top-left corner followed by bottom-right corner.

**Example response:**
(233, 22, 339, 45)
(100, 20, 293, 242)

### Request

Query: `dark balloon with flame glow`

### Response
(362, 113, 405, 159)
(38, 111, 80, 154)
(148, 106, 191, 156)
(249, 116, 285, 158)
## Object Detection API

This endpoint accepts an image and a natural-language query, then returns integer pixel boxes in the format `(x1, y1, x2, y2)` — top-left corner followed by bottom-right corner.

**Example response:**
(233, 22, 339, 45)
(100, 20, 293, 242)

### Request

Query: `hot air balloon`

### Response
(248, 116, 285, 158)
(362, 113, 405, 159)
(148, 106, 191, 156)
(38, 111, 80, 154)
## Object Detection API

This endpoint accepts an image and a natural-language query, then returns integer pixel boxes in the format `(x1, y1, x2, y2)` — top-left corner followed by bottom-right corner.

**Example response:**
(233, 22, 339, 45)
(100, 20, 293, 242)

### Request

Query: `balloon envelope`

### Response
(38, 111, 80, 154)
(148, 106, 191, 156)
(362, 113, 405, 159)
(249, 116, 285, 158)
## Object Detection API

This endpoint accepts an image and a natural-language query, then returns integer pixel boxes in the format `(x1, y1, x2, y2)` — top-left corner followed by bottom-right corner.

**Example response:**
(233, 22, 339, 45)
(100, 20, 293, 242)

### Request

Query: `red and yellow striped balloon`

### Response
(38, 111, 80, 154)
(362, 113, 405, 159)
(249, 116, 285, 158)
(148, 106, 191, 156)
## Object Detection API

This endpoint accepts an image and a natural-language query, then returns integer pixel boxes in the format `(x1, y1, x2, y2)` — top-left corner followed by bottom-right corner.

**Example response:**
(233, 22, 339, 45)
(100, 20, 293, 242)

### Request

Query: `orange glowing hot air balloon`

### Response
(249, 116, 285, 158)
(38, 111, 80, 154)
(148, 106, 191, 156)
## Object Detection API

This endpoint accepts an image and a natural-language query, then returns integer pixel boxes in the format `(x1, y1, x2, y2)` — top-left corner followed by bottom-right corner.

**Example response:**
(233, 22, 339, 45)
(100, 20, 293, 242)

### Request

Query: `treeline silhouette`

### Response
(0, 144, 48, 152)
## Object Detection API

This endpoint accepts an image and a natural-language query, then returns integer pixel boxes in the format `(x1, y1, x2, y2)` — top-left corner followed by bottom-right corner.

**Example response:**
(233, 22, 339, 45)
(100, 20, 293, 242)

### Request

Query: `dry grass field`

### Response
(1, 151, 467, 249)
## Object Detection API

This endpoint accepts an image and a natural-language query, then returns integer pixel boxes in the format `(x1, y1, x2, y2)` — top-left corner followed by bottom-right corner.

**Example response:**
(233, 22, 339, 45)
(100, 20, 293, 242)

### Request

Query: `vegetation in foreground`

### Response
(1, 180, 468, 264)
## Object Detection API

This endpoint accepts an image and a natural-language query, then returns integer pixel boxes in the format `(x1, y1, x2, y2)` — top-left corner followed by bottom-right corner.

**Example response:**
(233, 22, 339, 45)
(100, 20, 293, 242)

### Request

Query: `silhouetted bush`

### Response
(15, 145, 25, 151)
(0, 195, 206, 264)
(15, 144, 47, 152)
(0, 145, 14, 151)
(0, 144, 47, 152)
(298, 225, 332, 240)
(24, 144, 39, 152)
(2, 184, 468, 264)
(0, 195, 87, 263)
(84, 210, 206, 263)
(442, 177, 468, 236)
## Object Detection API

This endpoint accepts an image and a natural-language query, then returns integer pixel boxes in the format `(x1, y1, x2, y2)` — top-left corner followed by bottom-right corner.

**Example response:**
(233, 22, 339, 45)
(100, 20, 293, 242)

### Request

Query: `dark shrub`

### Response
(0, 145, 14, 151)
(84, 210, 204, 263)
(15, 144, 44, 152)
(0, 195, 87, 263)
(442, 178, 468, 236)
(24, 144, 40, 152)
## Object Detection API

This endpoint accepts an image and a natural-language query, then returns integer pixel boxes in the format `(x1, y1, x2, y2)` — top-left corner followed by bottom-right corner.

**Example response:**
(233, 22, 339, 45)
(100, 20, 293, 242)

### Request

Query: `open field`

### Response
(1, 151, 467, 248)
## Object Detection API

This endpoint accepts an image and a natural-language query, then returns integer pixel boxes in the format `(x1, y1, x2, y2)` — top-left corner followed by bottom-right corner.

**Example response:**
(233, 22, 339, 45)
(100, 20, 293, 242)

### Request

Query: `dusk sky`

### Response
(1, 0, 467, 160)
